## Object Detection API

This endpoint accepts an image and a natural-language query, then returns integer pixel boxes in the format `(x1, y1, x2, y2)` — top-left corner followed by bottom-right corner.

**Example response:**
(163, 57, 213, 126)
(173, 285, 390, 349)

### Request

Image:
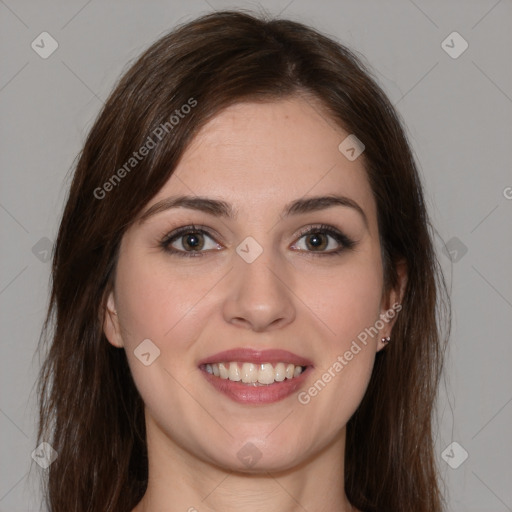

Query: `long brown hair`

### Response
(36, 9, 451, 512)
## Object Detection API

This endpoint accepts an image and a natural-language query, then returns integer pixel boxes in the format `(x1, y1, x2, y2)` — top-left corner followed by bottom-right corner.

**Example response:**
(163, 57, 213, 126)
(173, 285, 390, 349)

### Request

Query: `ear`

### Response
(377, 259, 407, 350)
(103, 290, 124, 348)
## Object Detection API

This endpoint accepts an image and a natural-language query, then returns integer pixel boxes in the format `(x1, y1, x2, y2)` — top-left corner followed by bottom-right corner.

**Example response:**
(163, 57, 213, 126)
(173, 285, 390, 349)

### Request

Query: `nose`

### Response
(222, 245, 296, 332)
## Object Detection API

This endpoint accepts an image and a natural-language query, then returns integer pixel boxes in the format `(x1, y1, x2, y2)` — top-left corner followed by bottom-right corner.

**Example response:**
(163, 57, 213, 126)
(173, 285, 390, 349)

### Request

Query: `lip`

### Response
(200, 365, 312, 404)
(198, 348, 314, 405)
(197, 348, 313, 367)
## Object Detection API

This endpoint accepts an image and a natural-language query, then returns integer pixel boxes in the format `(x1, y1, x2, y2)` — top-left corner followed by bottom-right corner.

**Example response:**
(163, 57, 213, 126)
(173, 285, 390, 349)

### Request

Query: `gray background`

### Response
(1, 0, 511, 510)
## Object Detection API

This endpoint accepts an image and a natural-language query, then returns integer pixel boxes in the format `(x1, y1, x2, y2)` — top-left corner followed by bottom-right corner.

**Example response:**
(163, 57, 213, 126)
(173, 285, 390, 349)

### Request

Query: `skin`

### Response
(104, 95, 407, 512)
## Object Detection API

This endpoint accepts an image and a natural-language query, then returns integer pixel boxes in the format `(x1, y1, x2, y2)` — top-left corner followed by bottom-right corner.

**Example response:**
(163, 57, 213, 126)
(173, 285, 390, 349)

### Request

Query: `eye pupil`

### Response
(184, 233, 203, 250)
(307, 233, 327, 250)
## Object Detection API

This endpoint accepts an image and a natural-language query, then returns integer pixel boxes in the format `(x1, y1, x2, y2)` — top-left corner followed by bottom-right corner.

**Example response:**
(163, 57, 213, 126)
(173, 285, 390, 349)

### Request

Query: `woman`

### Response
(36, 10, 451, 512)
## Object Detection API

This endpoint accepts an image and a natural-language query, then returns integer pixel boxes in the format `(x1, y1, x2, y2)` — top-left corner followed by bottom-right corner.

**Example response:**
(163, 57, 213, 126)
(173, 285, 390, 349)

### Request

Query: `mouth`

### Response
(199, 361, 308, 385)
(198, 348, 313, 404)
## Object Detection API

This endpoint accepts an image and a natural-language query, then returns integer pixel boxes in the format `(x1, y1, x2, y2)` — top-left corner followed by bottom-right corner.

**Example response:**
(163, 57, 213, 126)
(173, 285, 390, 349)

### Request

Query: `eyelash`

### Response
(159, 223, 356, 258)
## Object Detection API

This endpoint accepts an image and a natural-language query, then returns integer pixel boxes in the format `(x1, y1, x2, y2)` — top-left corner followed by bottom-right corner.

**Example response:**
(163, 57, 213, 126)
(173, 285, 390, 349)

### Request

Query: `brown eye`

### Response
(304, 232, 328, 251)
(180, 232, 205, 251)
(291, 224, 356, 255)
(160, 226, 222, 257)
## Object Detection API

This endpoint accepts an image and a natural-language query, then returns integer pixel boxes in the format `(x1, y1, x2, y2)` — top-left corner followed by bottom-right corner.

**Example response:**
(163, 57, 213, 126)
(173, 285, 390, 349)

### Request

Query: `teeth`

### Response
(258, 363, 274, 384)
(241, 362, 259, 383)
(228, 362, 241, 381)
(205, 361, 305, 385)
(274, 362, 286, 382)
(218, 362, 229, 379)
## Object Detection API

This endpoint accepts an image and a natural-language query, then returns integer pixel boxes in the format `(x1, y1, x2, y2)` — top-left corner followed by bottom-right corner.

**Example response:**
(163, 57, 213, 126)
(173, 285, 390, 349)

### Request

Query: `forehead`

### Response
(152, 97, 377, 225)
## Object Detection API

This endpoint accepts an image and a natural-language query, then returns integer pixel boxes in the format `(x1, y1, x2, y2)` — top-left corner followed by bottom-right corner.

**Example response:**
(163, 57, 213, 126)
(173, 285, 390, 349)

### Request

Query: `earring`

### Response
(381, 336, 390, 345)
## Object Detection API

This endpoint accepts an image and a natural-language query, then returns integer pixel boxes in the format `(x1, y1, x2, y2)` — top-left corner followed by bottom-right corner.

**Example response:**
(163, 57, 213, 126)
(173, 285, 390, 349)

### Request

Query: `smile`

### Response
(202, 361, 306, 385)
(198, 348, 313, 404)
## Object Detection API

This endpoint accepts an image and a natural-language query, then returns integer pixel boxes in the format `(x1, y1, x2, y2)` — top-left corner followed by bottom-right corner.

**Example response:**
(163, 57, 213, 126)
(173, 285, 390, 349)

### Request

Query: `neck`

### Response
(133, 414, 356, 512)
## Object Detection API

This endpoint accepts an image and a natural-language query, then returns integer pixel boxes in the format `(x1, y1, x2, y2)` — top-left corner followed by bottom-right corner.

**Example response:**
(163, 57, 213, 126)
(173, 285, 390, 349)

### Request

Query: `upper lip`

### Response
(198, 348, 313, 367)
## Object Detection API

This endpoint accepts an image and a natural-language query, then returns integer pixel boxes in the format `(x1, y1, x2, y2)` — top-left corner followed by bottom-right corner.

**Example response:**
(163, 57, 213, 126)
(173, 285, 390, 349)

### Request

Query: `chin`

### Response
(203, 436, 310, 474)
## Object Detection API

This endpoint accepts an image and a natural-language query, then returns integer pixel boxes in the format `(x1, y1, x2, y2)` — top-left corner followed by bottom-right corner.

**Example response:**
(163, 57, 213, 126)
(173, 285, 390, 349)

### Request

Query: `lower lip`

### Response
(200, 366, 311, 404)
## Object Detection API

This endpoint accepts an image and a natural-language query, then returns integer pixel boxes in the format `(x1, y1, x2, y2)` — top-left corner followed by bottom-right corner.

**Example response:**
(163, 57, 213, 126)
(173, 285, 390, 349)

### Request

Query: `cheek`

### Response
(308, 255, 384, 346)
(296, 254, 382, 423)
(298, 349, 375, 446)
(113, 256, 215, 430)
(115, 240, 384, 370)
(296, 267, 381, 435)
(114, 253, 209, 347)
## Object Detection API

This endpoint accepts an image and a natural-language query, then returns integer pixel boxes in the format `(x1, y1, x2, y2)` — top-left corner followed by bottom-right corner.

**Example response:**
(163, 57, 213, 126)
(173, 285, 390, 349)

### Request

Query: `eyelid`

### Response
(160, 223, 355, 257)
(292, 223, 356, 251)
(160, 224, 222, 245)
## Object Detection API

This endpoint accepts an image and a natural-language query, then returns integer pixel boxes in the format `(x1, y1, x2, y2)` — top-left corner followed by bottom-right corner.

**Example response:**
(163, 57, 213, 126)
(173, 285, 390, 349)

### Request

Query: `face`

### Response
(104, 96, 403, 473)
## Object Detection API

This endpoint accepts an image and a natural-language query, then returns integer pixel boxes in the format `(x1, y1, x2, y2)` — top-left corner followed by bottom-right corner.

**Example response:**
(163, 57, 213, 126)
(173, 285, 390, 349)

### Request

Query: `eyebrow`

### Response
(138, 194, 368, 228)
